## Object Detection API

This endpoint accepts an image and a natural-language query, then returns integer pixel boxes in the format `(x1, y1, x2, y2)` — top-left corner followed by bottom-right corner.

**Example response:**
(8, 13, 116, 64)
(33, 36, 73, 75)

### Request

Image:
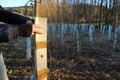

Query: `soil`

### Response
(0, 31, 120, 80)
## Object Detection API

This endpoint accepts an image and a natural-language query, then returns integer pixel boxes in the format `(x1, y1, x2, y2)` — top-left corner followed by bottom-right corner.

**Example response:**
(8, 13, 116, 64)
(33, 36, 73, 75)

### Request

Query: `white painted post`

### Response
(77, 25, 81, 53)
(52, 24, 55, 38)
(91, 24, 95, 32)
(26, 37, 31, 59)
(102, 25, 105, 35)
(81, 24, 86, 32)
(108, 25, 112, 41)
(113, 27, 118, 51)
(73, 25, 77, 38)
(35, 17, 48, 80)
(0, 53, 9, 80)
(100, 25, 103, 32)
(61, 26, 65, 40)
(81, 24, 83, 32)
(89, 25, 93, 42)
(105, 25, 108, 31)
(118, 26, 120, 32)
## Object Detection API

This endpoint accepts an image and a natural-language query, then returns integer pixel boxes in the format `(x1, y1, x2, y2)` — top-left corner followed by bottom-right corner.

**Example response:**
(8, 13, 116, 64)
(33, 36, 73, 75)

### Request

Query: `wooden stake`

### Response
(35, 17, 48, 80)
(34, 0, 48, 80)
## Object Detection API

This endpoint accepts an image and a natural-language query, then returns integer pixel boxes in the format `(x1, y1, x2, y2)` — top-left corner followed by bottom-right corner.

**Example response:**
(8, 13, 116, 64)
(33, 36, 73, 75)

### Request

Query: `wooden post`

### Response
(35, 17, 48, 80)
(34, 0, 48, 80)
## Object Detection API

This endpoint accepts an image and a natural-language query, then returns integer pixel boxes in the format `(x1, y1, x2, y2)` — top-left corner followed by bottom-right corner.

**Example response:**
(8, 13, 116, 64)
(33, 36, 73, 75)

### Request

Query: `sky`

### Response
(0, 0, 29, 7)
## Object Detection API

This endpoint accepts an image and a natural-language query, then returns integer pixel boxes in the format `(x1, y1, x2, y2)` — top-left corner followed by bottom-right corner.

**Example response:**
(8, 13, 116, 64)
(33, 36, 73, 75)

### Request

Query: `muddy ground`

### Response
(0, 31, 120, 80)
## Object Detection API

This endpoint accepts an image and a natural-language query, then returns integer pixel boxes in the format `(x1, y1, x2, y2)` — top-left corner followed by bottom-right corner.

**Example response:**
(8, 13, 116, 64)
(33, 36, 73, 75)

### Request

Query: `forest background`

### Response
(5, 0, 120, 27)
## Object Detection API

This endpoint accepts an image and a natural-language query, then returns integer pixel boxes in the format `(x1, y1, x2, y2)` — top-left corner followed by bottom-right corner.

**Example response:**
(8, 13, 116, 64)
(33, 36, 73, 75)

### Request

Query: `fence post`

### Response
(33, 0, 48, 79)
(35, 17, 48, 80)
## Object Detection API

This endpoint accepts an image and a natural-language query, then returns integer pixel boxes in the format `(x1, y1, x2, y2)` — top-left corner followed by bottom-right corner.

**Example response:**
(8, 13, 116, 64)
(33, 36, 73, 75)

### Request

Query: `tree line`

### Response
(37, 0, 120, 26)
(6, 0, 120, 26)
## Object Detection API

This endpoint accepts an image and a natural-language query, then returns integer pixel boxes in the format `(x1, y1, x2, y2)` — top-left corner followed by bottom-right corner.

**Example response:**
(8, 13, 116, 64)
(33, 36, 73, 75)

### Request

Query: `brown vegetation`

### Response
(6, 0, 120, 25)
(37, 0, 120, 26)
